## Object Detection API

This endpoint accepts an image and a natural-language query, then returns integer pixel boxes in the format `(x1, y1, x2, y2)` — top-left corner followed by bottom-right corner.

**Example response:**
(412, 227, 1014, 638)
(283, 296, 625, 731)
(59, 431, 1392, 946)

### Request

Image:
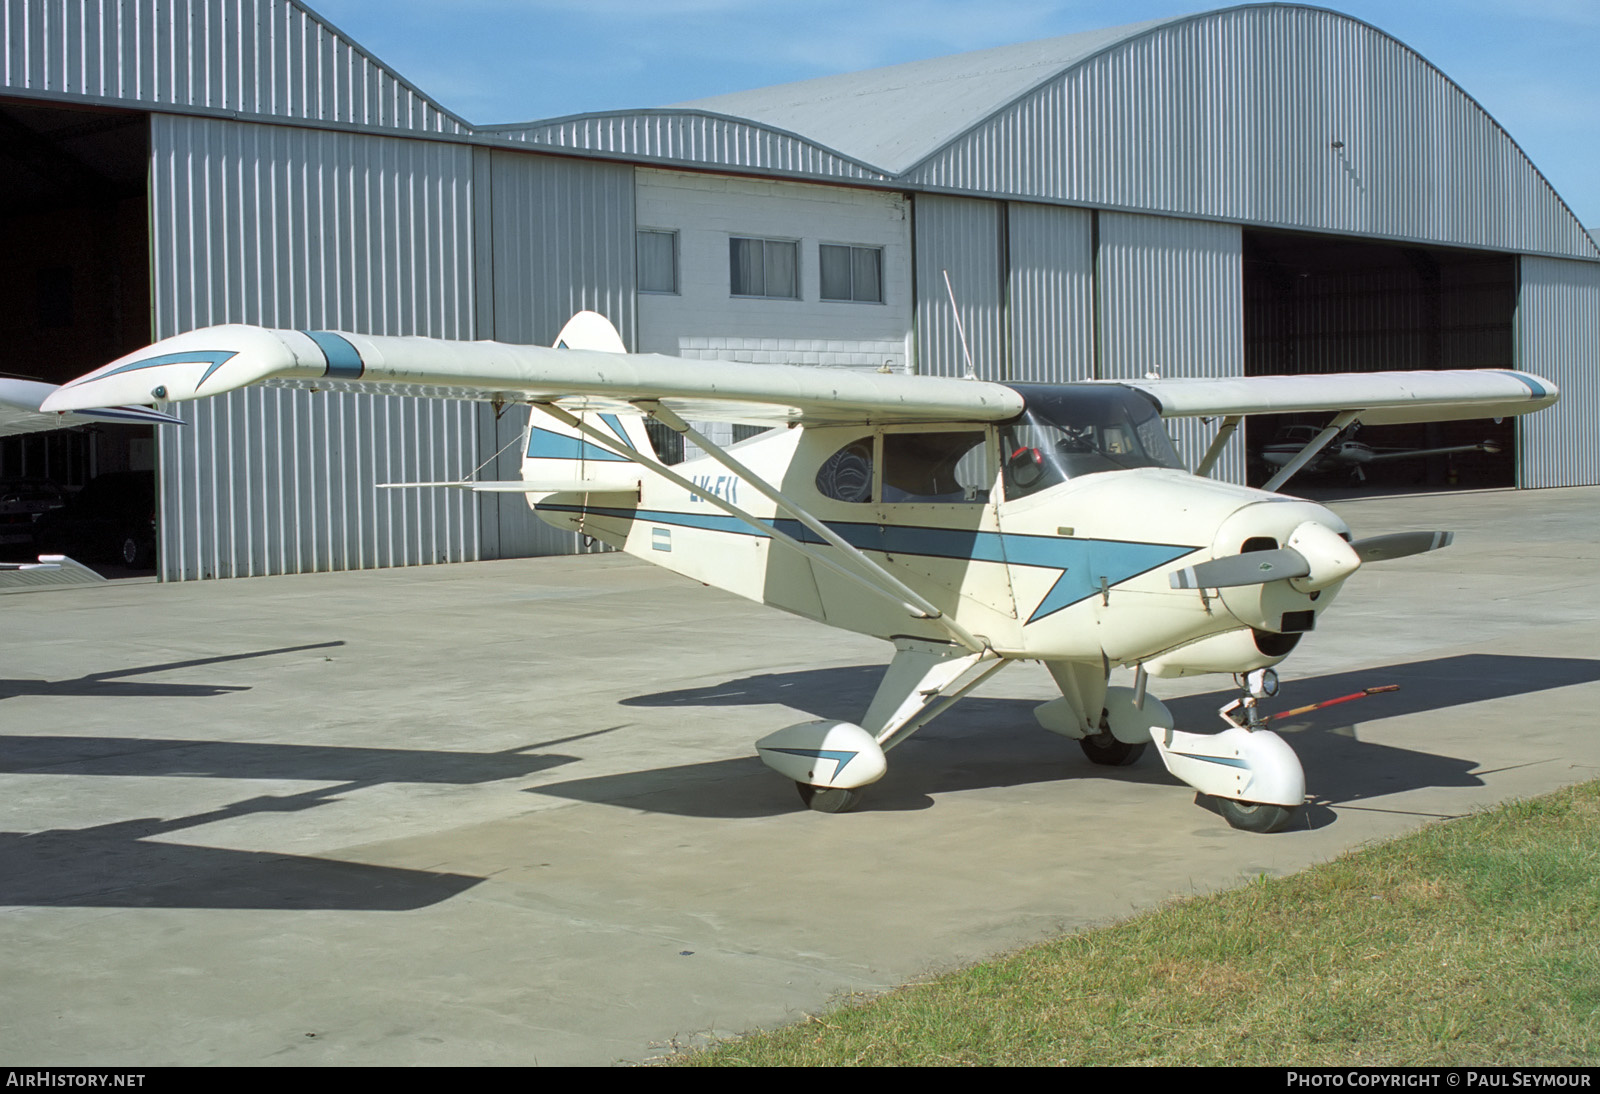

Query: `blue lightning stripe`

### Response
(526, 427, 631, 462)
(302, 331, 365, 379)
(62, 350, 239, 393)
(1171, 753, 1251, 769)
(535, 502, 1196, 622)
(760, 746, 860, 778)
(76, 407, 185, 425)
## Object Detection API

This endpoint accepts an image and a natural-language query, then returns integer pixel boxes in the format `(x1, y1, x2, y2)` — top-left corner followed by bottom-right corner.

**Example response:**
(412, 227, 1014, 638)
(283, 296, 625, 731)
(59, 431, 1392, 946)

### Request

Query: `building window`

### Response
(820, 244, 883, 303)
(638, 230, 678, 294)
(730, 237, 798, 299)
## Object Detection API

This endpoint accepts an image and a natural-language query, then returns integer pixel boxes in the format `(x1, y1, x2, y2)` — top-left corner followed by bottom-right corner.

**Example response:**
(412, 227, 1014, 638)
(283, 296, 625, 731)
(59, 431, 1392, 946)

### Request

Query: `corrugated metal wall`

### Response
(483, 111, 886, 182)
(1098, 212, 1246, 481)
(913, 194, 1005, 380)
(907, 5, 1598, 263)
(1516, 256, 1600, 489)
(479, 149, 637, 558)
(2, 0, 466, 133)
(150, 113, 480, 580)
(1006, 201, 1094, 383)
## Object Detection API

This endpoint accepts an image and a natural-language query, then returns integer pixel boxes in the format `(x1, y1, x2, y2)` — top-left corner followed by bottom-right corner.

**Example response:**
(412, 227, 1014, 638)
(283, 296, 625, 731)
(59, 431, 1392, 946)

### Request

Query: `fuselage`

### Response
(530, 389, 1351, 675)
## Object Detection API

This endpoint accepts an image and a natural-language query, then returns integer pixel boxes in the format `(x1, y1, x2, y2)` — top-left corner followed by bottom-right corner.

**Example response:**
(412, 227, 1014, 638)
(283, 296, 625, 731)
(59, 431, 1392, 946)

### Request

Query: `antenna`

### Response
(942, 269, 978, 381)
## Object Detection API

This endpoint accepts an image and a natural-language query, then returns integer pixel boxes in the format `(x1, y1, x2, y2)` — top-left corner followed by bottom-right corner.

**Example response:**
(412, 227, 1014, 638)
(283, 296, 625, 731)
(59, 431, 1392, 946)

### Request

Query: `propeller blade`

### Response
(1350, 531, 1454, 563)
(1170, 548, 1311, 590)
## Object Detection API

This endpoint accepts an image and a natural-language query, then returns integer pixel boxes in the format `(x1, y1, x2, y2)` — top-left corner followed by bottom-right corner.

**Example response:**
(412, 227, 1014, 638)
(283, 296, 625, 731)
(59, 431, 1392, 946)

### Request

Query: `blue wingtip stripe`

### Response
(303, 331, 365, 380)
(1492, 370, 1549, 399)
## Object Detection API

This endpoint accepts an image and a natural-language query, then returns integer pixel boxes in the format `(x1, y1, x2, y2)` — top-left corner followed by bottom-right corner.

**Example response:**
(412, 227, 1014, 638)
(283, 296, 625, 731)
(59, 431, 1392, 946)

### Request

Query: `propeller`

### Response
(1171, 525, 1454, 592)
(1349, 531, 1453, 563)
(1170, 549, 1310, 590)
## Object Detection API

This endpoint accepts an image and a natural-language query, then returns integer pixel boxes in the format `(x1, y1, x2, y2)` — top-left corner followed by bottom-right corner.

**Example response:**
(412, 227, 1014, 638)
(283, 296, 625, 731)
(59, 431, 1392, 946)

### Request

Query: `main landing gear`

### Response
(756, 638, 1010, 815)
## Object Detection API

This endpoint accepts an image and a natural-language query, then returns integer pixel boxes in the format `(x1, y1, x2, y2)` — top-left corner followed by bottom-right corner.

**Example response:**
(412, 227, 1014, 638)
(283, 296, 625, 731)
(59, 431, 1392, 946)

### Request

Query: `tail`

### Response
(522, 312, 656, 487)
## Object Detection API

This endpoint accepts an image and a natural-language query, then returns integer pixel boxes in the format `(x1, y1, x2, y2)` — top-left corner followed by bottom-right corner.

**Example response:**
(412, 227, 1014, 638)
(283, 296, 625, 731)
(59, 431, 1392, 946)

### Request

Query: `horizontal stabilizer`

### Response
(378, 480, 639, 496)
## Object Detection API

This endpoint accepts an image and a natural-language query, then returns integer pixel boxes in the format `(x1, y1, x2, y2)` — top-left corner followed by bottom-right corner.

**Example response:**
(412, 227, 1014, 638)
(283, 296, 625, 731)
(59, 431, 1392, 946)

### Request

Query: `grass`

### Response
(676, 780, 1600, 1066)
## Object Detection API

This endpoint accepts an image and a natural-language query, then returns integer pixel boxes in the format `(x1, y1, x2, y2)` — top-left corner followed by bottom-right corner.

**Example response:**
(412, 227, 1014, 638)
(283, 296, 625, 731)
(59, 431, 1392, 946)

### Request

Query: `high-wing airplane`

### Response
(1260, 421, 1502, 482)
(1, 377, 183, 578)
(41, 315, 1558, 832)
(0, 376, 185, 439)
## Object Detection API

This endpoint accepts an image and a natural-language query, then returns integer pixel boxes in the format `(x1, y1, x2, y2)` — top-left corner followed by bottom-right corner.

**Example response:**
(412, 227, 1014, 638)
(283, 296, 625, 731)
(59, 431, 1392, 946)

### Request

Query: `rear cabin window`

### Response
(815, 438, 874, 502)
(882, 431, 988, 503)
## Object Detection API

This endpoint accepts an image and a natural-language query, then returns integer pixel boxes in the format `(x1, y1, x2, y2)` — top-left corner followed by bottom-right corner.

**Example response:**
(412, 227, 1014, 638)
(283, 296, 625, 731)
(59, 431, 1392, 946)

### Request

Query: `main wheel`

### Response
(1079, 734, 1146, 767)
(796, 783, 862, 814)
(1217, 798, 1295, 834)
(121, 534, 149, 568)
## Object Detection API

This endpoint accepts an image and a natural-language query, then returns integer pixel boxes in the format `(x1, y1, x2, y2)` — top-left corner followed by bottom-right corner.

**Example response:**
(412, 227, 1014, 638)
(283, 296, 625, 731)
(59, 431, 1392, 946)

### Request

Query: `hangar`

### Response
(2, 1, 1595, 581)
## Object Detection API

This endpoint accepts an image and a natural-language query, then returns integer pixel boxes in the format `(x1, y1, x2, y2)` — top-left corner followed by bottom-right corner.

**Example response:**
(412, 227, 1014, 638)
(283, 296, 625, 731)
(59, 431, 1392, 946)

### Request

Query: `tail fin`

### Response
(521, 312, 655, 487)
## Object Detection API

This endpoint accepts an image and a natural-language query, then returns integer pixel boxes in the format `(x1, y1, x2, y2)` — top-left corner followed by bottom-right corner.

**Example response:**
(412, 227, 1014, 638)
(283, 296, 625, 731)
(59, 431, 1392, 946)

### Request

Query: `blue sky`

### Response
(309, 0, 1599, 229)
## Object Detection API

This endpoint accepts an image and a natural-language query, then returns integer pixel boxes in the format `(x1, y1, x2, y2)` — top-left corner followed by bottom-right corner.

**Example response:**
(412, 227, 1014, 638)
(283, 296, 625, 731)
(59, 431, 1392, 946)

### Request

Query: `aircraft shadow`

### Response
(0, 641, 346, 700)
(0, 728, 624, 910)
(535, 653, 1600, 820)
(0, 783, 484, 910)
(0, 730, 617, 783)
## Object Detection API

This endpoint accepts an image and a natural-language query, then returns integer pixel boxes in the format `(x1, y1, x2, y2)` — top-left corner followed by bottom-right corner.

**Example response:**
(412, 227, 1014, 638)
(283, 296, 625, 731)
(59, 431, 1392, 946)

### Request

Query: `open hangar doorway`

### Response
(0, 98, 158, 572)
(1242, 229, 1517, 493)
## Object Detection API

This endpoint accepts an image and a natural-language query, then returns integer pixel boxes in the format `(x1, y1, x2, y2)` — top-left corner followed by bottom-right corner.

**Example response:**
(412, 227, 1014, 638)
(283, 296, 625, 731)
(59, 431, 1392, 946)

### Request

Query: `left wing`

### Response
(1, 377, 186, 438)
(39, 325, 1025, 426)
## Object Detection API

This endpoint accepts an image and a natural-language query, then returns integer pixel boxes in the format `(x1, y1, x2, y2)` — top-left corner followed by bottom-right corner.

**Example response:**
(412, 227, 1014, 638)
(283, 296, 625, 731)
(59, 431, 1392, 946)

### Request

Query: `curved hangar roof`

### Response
(487, 3, 1597, 262)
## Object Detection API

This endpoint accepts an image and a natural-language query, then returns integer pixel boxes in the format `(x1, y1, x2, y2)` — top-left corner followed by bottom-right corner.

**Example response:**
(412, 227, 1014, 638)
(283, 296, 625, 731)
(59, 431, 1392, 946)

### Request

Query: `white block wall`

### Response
(635, 168, 914, 371)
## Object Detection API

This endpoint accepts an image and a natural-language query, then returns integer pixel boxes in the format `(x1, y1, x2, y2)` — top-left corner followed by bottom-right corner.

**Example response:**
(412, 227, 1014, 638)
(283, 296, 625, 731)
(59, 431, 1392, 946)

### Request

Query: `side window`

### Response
(820, 244, 883, 303)
(637, 230, 678, 294)
(815, 438, 874, 502)
(730, 237, 799, 299)
(882, 432, 989, 503)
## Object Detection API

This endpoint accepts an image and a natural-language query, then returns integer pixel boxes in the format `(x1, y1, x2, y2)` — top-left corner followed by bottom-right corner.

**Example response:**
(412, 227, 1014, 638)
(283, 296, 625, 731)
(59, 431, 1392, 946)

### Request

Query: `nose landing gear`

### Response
(1146, 668, 1307, 834)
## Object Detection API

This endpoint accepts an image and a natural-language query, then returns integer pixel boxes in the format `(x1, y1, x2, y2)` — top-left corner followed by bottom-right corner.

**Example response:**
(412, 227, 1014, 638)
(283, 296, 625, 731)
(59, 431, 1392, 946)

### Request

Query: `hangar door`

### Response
(0, 98, 156, 571)
(1243, 231, 1517, 491)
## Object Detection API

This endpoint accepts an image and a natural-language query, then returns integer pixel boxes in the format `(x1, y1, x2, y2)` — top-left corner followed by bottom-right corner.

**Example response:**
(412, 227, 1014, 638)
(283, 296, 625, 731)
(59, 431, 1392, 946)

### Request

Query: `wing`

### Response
(0, 377, 186, 438)
(1123, 370, 1556, 425)
(39, 324, 1025, 426)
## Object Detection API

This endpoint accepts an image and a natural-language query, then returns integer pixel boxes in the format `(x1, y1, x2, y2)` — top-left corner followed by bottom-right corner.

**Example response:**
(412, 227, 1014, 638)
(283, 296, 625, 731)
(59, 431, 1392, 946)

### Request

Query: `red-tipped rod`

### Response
(1269, 684, 1399, 722)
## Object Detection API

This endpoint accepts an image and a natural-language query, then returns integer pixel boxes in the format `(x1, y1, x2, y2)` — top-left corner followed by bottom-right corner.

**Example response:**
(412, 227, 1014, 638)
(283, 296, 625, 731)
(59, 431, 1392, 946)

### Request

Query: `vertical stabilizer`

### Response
(521, 312, 655, 487)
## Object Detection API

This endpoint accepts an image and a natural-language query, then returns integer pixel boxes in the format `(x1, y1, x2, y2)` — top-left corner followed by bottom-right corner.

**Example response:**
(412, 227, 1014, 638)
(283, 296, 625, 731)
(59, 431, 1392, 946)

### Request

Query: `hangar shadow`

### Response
(0, 727, 624, 909)
(528, 653, 1600, 821)
(0, 641, 346, 700)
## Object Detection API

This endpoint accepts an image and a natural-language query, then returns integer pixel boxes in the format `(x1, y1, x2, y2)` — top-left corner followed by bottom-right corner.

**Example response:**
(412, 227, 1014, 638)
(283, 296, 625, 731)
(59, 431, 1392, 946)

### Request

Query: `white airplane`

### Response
(0, 376, 185, 439)
(40, 315, 1558, 832)
(1, 377, 183, 579)
(1260, 422, 1502, 482)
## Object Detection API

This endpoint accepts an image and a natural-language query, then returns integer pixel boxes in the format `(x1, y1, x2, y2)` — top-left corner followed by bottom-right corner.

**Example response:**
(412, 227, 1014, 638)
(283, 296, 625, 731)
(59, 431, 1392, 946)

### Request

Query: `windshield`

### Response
(998, 384, 1183, 499)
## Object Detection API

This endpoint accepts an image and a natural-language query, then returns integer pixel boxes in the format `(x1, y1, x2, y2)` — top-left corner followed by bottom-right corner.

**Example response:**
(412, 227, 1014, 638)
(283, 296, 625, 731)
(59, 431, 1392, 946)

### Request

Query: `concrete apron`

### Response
(2, 487, 1597, 1065)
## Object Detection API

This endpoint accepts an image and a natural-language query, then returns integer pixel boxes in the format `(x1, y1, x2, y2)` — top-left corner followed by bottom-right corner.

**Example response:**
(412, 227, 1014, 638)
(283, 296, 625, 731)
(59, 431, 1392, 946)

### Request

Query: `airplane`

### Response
(1, 376, 183, 578)
(1259, 421, 1502, 482)
(40, 315, 1558, 832)
(0, 376, 185, 439)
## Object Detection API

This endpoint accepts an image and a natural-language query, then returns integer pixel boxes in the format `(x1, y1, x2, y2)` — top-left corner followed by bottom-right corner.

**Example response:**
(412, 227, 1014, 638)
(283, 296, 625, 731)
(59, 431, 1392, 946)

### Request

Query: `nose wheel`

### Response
(1215, 797, 1295, 834)
(796, 783, 863, 814)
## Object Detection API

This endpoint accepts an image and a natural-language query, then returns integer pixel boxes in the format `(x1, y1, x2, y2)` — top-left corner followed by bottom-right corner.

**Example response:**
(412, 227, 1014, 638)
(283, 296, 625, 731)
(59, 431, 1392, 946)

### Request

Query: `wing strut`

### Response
(1261, 410, 1361, 493)
(538, 404, 986, 654)
(1194, 415, 1242, 478)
